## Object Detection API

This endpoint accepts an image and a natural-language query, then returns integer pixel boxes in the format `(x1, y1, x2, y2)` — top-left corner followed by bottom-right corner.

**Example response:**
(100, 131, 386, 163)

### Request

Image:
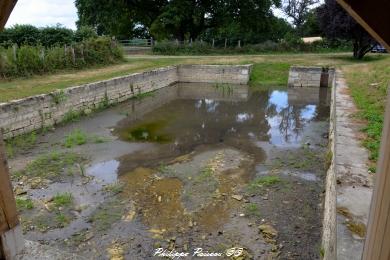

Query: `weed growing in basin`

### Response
(5, 131, 37, 158)
(51, 90, 67, 104)
(196, 165, 214, 182)
(92, 135, 107, 143)
(246, 175, 281, 194)
(55, 213, 71, 227)
(62, 109, 83, 123)
(21, 151, 85, 181)
(89, 198, 124, 231)
(64, 129, 88, 148)
(103, 182, 124, 195)
(245, 203, 260, 217)
(52, 193, 73, 208)
(15, 197, 34, 211)
(133, 91, 154, 100)
(215, 83, 233, 94)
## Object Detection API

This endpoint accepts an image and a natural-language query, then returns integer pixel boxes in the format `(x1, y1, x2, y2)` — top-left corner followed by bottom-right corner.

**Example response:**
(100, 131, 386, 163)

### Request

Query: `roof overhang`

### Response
(0, 0, 18, 30)
(336, 0, 390, 52)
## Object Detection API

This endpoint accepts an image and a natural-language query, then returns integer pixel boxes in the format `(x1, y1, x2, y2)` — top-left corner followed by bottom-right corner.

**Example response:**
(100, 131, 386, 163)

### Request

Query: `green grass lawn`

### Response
(1, 52, 385, 102)
(1, 53, 389, 168)
(342, 57, 390, 170)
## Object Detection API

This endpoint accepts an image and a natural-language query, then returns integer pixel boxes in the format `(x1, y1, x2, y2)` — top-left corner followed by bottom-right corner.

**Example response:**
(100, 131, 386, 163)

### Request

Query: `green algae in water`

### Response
(126, 121, 171, 143)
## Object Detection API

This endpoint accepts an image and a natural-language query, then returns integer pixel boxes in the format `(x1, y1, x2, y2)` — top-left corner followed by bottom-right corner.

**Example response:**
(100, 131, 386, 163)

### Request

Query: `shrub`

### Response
(0, 37, 123, 79)
(152, 37, 352, 55)
(0, 24, 98, 47)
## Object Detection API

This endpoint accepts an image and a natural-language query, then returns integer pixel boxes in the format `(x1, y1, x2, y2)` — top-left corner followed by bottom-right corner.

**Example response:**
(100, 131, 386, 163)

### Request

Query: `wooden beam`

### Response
(0, 0, 18, 30)
(0, 133, 19, 233)
(362, 90, 390, 259)
(336, 0, 390, 52)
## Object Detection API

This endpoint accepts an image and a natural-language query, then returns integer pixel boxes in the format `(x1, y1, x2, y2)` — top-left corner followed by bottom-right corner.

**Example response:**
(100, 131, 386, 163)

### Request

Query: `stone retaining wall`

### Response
(288, 66, 335, 87)
(0, 65, 251, 139)
(178, 64, 251, 84)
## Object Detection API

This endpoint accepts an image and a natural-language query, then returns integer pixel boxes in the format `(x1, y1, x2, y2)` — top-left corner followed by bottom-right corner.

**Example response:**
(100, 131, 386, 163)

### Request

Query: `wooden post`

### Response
(71, 47, 75, 64)
(224, 38, 227, 49)
(238, 40, 241, 48)
(212, 39, 215, 48)
(362, 90, 390, 259)
(0, 133, 24, 259)
(12, 44, 16, 62)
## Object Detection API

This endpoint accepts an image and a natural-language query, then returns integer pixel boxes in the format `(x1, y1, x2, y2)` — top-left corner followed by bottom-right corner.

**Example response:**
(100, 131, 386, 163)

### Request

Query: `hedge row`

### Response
(0, 37, 124, 78)
(152, 39, 352, 55)
(0, 25, 98, 48)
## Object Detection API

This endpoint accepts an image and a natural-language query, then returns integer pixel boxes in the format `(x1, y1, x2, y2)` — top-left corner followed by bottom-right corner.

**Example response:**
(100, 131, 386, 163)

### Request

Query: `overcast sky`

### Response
(6, 0, 78, 29)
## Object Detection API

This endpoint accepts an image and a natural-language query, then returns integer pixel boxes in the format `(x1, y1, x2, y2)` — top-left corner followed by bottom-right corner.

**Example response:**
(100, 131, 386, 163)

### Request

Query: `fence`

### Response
(118, 38, 244, 48)
(118, 38, 154, 47)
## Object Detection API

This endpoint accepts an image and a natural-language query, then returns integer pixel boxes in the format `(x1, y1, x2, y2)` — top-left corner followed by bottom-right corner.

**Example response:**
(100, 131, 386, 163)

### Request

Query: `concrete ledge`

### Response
(322, 70, 337, 260)
(178, 64, 252, 84)
(321, 69, 373, 260)
(288, 66, 335, 88)
(0, 64, 252, 139)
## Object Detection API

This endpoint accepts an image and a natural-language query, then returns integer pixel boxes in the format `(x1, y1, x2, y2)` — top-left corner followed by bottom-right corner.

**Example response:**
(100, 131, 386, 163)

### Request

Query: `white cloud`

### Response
(5, 0, 78, 29)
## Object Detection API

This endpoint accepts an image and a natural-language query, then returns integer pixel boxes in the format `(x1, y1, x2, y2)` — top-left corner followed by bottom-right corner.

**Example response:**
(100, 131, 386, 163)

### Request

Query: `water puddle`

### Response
(87, 160, 120, 183)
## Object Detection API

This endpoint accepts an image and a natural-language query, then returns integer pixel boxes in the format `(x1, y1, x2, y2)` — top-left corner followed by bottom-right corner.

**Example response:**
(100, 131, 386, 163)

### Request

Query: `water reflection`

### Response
(114, 83, 330, 173)
(87, 160, 119, 183)
(266, 88, 329, 146)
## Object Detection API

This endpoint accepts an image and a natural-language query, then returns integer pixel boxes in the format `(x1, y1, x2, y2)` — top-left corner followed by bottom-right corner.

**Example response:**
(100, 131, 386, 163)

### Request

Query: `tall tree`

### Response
(281, 0, 319, 34)
(75, 0, 284, 43)
(75, 0, 134, 38)
(317, 0, 374, 59)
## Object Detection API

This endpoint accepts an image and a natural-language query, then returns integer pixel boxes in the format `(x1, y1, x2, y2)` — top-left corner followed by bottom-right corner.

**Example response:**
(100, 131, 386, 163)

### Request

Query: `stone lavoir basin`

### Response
(8, 67, 332, 259)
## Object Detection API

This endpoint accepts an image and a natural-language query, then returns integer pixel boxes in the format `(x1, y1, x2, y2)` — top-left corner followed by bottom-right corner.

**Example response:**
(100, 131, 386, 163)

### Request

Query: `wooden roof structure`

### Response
(337, 0, 390, 51)
(0, 0, 17, 29)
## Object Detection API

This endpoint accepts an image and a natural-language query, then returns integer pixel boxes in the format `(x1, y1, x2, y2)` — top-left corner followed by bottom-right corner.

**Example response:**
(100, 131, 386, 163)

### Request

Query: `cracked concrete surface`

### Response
(335, 73, 373, 260)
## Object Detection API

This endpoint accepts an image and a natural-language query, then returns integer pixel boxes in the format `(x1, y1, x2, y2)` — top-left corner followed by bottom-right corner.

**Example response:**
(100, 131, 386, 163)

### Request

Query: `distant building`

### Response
(302, 37, 322, 43)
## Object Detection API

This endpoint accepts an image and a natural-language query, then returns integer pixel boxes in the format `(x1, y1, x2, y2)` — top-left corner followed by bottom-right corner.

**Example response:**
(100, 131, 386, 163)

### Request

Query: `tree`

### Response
(281, 0, 319, 34)
(317, 0, 374, 59)
(75, 0, 135, 38)
(40, 25, 74, 47)
(0, 24, 40, 46)
(150, 0, 208, 41)
(75, 0, 285, 43)
(74, 26, 98, 42)
(300, 9, 321, 37)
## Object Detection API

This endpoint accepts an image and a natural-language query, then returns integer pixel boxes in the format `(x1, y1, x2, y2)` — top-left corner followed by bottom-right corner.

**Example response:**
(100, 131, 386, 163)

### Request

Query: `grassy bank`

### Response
(1, 53, 384, 102)
(342, 57, 390, 170)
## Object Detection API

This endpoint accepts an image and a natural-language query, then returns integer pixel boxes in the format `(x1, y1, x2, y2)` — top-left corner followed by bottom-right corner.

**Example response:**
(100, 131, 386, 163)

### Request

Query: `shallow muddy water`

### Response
(10, 83, 331, 259)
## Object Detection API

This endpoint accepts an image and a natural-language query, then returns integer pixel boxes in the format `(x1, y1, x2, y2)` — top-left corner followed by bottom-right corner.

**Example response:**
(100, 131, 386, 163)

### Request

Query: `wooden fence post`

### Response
(238, 40, 241, 48)
(0, 133, 24, 259)
(12, 45, 16, 62)
(224, 38, 227, 49)
(212, 39, 215, 48)
(362, 89, 390, 259)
